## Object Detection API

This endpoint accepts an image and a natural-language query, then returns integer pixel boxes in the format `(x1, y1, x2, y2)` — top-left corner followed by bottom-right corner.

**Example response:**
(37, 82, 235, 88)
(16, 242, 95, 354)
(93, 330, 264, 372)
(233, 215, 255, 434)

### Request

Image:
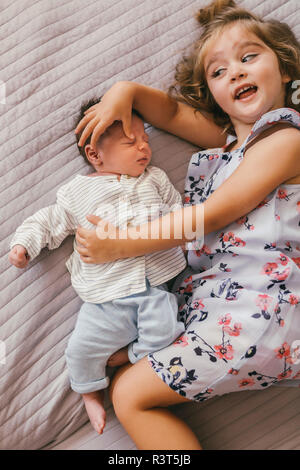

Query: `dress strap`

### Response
(243, 108, 300, 150)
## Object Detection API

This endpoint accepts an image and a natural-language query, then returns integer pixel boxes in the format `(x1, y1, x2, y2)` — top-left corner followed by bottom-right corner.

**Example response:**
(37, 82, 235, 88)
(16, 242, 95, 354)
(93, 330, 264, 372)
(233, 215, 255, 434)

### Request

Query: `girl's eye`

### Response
(211, 68, 225, 78)
(242, 54, 257, 63)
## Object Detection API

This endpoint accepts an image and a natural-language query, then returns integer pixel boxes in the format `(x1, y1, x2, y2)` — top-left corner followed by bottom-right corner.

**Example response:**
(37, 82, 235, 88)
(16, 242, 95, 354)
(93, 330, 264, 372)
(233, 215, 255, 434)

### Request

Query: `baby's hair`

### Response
(75, 97, 144, 165)
(169, 0, 300, 135)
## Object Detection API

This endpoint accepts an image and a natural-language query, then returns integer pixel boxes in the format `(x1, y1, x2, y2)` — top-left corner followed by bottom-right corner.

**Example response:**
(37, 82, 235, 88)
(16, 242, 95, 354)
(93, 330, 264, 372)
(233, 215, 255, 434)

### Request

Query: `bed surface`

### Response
(1, 0, 299, 450)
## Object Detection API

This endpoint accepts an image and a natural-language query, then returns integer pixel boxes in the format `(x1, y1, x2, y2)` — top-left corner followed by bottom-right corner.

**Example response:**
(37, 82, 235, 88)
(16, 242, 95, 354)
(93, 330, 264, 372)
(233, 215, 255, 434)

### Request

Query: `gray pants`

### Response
(65, 280, 185, 393)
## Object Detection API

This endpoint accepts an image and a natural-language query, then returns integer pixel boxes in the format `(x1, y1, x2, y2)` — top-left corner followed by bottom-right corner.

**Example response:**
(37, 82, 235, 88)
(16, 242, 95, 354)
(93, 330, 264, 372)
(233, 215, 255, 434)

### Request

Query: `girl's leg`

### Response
(109, 357, 202, 450)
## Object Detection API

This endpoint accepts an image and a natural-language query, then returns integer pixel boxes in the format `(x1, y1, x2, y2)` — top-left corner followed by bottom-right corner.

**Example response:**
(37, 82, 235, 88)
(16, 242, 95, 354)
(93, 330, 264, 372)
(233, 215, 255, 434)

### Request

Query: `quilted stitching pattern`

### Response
(0, 0, 299, 449)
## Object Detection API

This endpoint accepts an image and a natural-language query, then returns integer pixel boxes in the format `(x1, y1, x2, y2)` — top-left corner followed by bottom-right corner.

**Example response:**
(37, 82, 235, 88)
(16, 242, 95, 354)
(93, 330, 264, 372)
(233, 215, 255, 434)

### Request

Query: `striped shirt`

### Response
(10, 166, 187, 303)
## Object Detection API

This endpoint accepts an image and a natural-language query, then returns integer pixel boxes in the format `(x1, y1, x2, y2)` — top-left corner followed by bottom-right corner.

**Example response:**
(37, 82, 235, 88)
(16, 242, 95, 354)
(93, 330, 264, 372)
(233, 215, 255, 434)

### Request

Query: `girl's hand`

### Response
(75, 81, 135, 149)
(9, 245, 30, 268)
(76, 215, 123, 263)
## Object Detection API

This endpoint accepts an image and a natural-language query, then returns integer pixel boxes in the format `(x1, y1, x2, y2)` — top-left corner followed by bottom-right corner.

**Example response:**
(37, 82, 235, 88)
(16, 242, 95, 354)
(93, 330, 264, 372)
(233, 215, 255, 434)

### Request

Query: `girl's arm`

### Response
(75, 81, 226, 150)
(76, 125, 300, 264)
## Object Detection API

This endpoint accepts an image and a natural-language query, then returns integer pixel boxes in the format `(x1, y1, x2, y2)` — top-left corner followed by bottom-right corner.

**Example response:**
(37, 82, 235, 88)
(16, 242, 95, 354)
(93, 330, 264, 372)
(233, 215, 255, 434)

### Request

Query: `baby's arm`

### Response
(9, 186, 76, 268)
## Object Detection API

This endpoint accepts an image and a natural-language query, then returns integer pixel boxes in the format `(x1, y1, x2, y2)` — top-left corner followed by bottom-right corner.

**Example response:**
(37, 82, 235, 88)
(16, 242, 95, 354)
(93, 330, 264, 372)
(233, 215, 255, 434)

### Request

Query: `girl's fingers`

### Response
(90, 119, 114, 149)
(78, 118, 98, 147)
(122, 114, 133, 139)
(86, 214, 101, 226)
(84, 104, 98, 115)
(79, 255, 93, 264)
(76, 227, 89, 245)
(75, 111, 95, 134)
(76, 245, 89, 255)
(75, 232, 87, 247)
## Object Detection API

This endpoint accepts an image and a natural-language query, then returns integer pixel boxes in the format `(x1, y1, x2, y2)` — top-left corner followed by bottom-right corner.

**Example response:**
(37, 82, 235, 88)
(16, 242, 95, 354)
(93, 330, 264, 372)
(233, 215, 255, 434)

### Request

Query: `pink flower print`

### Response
(289, 294, 300, 305)
(224, 323, 242, 337)
(277, 188, 294, 202)
(195, 244, 212, 258)
(292, 370, 300, 380)
(277, 188, 288, 200)
(191, 299, 205, 310)
(228, 368, 239, 375)
(275, 342, 291, 360)
(223, 231, 235, 243)
(185, 284, 193, 293)
(262, 263, 291, 281)
(275, 214, 280, 221)
(232, 237, 246, 247)
(261, 262, 278, 276)
(277, 369, 292, 381)
(256, 199, 269, 209)
(214, 344, 234, 361)
(174, 335, 189, 347)
(255, 294, 273, 310)
(292, 257, 300, 269)
(220, 231, 246, 250)
(238, 377, 255, 388)
(208, 154, 219, 160)
(236, 216, 247, 225)
(218, 313, 232, 326)
(201, 244, 212, 255)
(274, 267, 291, 281)
(277, 253, 289, 265)
(285, 241, 292, 251)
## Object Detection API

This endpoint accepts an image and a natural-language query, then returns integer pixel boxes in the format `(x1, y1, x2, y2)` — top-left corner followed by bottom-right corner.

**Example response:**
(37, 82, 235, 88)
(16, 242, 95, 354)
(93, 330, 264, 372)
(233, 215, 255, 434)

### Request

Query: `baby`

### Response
(9, 103, 186, 435)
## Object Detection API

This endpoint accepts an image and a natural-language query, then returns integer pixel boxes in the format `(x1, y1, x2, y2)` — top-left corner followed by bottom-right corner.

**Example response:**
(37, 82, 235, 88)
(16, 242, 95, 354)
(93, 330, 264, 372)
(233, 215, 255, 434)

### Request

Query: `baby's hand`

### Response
(9, 245, 30, 268)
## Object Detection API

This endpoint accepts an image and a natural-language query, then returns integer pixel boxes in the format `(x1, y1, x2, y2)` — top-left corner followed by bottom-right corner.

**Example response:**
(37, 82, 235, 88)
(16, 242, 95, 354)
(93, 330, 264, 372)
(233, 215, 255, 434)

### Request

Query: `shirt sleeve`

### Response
(153, 167, 183, 211)
(9, 184, 77, 260)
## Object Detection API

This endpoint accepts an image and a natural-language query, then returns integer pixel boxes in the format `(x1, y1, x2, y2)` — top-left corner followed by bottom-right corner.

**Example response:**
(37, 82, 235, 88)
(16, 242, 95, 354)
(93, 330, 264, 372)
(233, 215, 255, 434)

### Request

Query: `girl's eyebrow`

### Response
(205, 40, 264, 73)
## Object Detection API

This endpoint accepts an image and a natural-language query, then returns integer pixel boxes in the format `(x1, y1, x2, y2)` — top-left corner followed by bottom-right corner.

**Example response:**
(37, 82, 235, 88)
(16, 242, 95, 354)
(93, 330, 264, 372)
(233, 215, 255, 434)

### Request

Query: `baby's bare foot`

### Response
(107, 347, 129, 367)
(82, 390, 106, 434)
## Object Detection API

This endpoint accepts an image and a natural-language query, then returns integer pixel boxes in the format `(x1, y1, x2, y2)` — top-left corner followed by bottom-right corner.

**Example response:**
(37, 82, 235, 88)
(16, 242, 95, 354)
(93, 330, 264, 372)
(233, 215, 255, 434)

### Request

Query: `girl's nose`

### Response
(230, 68, 246, 82)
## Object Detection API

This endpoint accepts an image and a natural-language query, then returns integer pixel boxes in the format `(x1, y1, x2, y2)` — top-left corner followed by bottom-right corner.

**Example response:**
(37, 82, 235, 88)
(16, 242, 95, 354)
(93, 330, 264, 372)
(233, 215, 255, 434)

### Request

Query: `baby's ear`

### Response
(85, 144, 102, 164)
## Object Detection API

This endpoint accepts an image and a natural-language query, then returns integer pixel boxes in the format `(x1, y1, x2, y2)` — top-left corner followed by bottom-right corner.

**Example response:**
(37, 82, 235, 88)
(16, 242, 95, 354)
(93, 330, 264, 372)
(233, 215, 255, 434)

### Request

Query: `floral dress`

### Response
(148, 108, 300, 401)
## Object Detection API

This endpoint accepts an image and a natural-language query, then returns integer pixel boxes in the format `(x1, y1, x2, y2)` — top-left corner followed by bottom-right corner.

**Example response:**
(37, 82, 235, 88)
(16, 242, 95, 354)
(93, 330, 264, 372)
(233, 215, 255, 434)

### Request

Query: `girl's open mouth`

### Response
(235, 85, 258, 100)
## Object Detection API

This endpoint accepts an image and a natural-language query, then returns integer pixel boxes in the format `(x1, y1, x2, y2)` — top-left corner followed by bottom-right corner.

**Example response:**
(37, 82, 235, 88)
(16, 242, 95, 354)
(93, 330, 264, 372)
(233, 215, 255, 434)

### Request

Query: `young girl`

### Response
(75, 0, 300, 450)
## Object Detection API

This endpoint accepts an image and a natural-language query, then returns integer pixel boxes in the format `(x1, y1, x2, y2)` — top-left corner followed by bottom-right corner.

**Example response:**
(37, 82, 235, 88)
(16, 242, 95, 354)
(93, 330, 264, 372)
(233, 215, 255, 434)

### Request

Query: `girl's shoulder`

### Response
(244, 108, 300, 149)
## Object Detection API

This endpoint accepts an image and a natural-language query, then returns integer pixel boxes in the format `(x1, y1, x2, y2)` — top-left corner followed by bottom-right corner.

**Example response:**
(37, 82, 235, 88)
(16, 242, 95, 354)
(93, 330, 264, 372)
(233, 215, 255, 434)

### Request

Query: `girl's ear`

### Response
(84, 144, 102, 166)
(282, 74, 291, 84)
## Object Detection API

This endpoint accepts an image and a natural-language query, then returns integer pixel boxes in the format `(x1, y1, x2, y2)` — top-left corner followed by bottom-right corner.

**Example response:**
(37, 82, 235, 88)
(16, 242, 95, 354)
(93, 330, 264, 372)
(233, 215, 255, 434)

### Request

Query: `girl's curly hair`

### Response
(168, 0, 300, 136)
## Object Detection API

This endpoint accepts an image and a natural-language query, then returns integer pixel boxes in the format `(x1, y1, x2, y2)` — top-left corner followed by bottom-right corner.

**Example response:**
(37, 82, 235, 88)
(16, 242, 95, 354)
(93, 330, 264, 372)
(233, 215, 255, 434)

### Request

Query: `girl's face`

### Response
(204, 23, 290, 133)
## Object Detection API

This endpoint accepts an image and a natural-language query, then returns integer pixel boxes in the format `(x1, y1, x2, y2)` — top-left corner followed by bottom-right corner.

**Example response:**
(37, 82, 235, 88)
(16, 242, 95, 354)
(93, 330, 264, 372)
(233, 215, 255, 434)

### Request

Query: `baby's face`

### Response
(96, 115, 152, 177)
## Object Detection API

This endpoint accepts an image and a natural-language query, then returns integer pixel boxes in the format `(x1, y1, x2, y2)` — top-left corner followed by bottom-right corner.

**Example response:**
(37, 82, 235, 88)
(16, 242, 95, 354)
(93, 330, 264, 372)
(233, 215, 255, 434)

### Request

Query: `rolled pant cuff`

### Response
(128, 344, 140, 364)
(70, 376, 110, 394)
